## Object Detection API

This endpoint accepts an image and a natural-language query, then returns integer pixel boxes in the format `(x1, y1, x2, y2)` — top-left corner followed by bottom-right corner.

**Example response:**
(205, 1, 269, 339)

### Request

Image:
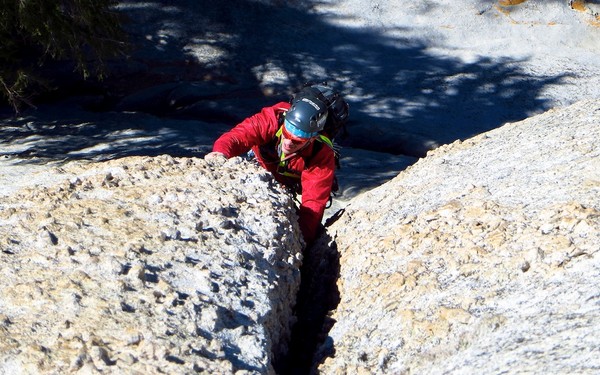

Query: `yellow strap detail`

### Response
(317, 134, 333, 149)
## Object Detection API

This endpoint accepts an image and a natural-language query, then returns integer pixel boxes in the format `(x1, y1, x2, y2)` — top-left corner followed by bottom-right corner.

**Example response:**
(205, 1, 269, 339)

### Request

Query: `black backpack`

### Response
(294, 82, 349, 142)
(292, 82, 349, 170)
(294, 82, 349, 200)
(270, 82, 349, 204)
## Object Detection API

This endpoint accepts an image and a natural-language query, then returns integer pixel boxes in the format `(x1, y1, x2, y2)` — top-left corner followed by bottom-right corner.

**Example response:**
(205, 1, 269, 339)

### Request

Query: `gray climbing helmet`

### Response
(284, 90, 329, 139)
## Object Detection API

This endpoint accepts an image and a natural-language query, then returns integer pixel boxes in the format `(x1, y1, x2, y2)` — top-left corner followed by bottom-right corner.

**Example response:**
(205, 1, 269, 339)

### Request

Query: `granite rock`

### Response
(317, 100, 600, 374)
(0, 155, 303, 374)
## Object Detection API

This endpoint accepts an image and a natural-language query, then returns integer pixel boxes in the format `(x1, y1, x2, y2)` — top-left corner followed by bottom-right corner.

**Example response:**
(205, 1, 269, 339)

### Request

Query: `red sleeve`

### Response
(298, 144, 336, 245)
(212, 102, 290, 158)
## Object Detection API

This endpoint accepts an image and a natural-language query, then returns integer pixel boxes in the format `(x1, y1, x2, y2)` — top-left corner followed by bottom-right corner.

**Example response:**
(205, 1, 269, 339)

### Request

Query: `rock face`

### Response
(0, 155, 303, 374)
(317, 100, 600, 374)
(2, 100, 599, 374)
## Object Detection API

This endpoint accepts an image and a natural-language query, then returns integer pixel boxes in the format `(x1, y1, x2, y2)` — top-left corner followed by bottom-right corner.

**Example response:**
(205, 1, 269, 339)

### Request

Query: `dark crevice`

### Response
(275, 231, 341, 374)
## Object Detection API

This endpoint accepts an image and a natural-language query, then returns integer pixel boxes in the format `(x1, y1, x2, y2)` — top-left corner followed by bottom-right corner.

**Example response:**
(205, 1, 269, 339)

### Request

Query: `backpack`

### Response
(295, 82, 350, 143)
(294, 82, 349, 202)
(269, 82, 349, 205)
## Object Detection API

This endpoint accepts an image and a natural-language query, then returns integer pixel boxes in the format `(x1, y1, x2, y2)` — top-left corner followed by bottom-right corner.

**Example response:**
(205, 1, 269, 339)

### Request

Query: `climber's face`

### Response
(281, 136, 311, 154)
(281, 126, 314, 155)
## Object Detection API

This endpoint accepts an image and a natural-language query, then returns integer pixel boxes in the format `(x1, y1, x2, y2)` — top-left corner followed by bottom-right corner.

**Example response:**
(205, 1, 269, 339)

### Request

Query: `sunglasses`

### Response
(281, 124, 317, 145)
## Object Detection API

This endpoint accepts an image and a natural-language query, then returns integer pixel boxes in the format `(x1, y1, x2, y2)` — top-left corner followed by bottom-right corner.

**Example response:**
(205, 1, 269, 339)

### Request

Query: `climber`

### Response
(205, 83, 349, 246)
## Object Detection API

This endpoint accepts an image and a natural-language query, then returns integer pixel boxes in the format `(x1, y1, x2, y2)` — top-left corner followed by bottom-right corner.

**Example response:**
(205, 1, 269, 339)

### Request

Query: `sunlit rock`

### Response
(317, 100, 600, 374)
(0, 155, 303, 374)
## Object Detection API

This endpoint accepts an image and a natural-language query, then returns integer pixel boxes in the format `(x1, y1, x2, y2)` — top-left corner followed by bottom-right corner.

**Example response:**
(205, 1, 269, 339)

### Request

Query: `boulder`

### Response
(0, 155, 303, 374)
(317, 100, 600, 374)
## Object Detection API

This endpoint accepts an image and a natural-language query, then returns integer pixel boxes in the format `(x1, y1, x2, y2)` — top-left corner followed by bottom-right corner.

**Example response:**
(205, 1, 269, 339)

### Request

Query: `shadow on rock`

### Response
(1, 1, 569, 167)
(56, 0, 567, 158)
(276, 225, 341, 375)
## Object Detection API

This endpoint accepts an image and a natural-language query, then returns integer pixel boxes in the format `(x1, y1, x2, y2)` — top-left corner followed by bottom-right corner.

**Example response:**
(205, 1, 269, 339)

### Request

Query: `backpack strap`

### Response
(312, 135, 340, 201)
(317, 134, 334, 149)
(314, 134, 341, 169)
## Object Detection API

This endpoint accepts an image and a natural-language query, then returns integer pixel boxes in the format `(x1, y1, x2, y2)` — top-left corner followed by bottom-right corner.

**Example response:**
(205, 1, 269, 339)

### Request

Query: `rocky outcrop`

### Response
(2, 100, 599, 374)
(317, 100, 600, 373)
(0, 155, 303, 374)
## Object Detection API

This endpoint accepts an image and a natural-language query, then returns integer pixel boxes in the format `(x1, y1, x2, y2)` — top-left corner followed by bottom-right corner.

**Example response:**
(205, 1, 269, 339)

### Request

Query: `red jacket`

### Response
(212, 102, 335, 244)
